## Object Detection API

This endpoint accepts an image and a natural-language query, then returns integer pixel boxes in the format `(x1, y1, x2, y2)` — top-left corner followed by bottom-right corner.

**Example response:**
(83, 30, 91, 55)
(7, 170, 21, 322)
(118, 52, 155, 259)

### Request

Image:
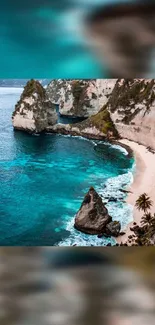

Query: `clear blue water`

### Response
(0, 87, 134, 246)
(55, 104, 87, 124)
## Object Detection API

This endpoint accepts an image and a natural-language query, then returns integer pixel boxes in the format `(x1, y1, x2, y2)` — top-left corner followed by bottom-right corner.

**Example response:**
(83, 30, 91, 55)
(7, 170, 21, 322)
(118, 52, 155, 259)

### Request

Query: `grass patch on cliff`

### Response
(22, 79, 46, 99)
(90, 106, 119, 138)
(108, 79, 155, 124)
(12, 79, 46, 119)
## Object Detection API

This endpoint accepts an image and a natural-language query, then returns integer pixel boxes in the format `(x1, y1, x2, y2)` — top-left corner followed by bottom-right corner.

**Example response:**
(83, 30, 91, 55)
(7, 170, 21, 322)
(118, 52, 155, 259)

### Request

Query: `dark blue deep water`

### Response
(0, 87, 134, 246)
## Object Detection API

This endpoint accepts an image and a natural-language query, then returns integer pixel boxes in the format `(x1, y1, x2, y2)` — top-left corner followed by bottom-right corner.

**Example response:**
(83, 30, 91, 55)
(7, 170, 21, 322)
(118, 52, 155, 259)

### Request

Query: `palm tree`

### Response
(141, 212, 153, 226)
(135, 193, 153, 213)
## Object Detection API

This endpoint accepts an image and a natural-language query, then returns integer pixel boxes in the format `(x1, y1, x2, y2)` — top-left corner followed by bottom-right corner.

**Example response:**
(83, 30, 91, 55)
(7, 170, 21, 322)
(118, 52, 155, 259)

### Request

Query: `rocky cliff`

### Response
(46, 79, 116, 117)
(106, 79, 155, 150)
(47, 106, 119, 140)
(74, 187, 121, 237)
(12, 80, 57, 133)
(12, 79, 155, 149)
(52, 78, 155, 148)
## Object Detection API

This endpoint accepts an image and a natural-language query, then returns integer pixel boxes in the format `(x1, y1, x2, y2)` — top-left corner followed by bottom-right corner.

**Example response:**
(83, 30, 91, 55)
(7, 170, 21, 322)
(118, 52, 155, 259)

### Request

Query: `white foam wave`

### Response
(47, 134, 129, 157)
(59, 164, 135, 246)
(97, 171, 134, 230)
(58, 216, 116, 247)
(100, 141, 128, 155)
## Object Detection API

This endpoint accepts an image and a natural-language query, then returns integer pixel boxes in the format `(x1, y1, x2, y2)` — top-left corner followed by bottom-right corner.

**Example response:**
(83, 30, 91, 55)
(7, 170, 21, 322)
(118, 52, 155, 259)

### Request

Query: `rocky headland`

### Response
(13, 78, 155, 150)
(47, 105, 119, 141)
(46, 78, 155, 151)
(12, 78, 155, 147)
(12, 79, 57, 134)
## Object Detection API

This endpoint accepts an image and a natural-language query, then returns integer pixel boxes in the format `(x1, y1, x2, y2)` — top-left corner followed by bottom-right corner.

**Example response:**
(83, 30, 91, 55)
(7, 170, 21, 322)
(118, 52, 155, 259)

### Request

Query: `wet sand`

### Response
(117, 139, 155, 245)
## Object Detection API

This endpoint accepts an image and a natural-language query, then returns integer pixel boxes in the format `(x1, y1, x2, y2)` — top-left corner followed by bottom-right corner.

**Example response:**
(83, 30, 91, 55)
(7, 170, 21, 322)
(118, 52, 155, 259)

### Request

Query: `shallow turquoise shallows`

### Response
(0, 87, 134, 246)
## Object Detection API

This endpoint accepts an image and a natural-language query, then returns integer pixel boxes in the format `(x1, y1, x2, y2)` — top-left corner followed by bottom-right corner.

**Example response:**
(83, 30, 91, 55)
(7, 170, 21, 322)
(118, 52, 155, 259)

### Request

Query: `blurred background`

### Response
(0, 247, 155, 325)
(0, 0, 155, 78)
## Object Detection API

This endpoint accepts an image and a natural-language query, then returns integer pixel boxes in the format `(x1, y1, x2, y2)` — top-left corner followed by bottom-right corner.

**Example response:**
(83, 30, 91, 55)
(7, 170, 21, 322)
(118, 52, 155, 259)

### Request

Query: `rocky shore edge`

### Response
(11, 79, 136, 245)
(46, 123, 133, 158)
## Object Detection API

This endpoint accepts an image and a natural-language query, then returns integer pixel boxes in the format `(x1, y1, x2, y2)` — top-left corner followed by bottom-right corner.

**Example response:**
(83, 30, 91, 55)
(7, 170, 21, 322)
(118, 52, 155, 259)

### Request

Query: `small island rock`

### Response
(74, 187, 112, 235)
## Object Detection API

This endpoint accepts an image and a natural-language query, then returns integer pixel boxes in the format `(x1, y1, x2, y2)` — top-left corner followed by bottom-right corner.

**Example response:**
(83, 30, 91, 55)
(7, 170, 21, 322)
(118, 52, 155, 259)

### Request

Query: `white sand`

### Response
(117, 139, 155, 244)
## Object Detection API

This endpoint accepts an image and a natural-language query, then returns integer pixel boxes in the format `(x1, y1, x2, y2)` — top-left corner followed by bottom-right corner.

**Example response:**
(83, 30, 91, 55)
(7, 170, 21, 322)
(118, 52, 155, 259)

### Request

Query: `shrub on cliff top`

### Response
(12, 80, 46, 119)
(108, 79, 155, 124)
(90, 105, 119, 138)
(22, 79, 46, 100)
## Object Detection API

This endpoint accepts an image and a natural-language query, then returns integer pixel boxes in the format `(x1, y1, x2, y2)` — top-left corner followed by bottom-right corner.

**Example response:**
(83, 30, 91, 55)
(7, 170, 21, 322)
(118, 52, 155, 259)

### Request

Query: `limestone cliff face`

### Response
(46, 79, 116, 117)
(13, 78, 155, 149)
(47, 106, 119, 140)
(106, 79, 155, 150)
(12, 80, 57, 133)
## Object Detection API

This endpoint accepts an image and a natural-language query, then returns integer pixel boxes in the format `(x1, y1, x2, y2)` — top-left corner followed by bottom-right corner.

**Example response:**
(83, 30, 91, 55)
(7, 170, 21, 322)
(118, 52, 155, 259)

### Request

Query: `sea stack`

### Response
(12, 79, 57, 133)
(74, 187, 121, 236)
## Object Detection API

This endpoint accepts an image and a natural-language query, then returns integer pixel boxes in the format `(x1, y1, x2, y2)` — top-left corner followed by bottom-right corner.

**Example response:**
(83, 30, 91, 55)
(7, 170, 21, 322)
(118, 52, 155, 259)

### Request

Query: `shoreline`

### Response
(12, 127, 155, 245)
(117, 139, 155, 245)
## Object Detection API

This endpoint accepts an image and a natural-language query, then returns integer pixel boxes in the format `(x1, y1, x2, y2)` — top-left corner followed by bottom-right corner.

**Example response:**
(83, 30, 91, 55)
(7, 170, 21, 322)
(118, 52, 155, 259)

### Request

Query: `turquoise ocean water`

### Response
(0, 87, 135, 246)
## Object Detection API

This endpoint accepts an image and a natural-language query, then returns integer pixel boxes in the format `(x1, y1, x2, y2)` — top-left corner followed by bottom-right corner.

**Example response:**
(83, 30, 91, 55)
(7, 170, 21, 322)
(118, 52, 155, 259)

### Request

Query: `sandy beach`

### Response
(117, 139, 155, 244)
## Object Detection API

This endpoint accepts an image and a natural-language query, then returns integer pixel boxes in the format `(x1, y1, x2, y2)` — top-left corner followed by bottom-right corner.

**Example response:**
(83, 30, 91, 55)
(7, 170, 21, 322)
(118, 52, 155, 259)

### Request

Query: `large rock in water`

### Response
(12, 79, 57, 133)
(74, 187, 112, 235)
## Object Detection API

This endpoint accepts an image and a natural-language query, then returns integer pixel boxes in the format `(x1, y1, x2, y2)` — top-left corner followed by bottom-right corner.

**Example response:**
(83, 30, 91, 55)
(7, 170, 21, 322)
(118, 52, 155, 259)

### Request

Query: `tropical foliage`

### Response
(119, 194, 155, 246)
(129, 194, 155, 246)
(135, 193, 153, 213)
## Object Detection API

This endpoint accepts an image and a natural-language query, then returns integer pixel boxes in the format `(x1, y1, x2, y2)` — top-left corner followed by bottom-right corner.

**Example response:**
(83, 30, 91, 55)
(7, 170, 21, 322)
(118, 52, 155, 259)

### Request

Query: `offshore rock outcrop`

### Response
(74, 187, 121, 237)
(46, 79, 116, 117)
(12, 79, 57, 133)
(107, 79, 155, 150)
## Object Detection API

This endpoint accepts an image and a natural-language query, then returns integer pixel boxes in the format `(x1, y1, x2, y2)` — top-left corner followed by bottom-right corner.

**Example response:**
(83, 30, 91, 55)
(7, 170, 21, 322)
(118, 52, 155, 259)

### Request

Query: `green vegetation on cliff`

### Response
(12, 80, 46, 119)
(71, 80, 92, 111)
(73, 105, 119, 139)
(22, 79, 46, 100)
(108, 79, 155, 124)
(90, 106, 119, 138)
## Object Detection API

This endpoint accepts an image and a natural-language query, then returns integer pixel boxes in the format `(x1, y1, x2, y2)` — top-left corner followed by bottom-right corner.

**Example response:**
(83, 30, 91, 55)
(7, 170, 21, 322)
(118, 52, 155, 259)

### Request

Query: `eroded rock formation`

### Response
(47, 106, 119, 140)
(46, 79, 116, 117)
(12, 79, 57, 133)
(74, 187, 121, 237)
(12, 78, 155, 151)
